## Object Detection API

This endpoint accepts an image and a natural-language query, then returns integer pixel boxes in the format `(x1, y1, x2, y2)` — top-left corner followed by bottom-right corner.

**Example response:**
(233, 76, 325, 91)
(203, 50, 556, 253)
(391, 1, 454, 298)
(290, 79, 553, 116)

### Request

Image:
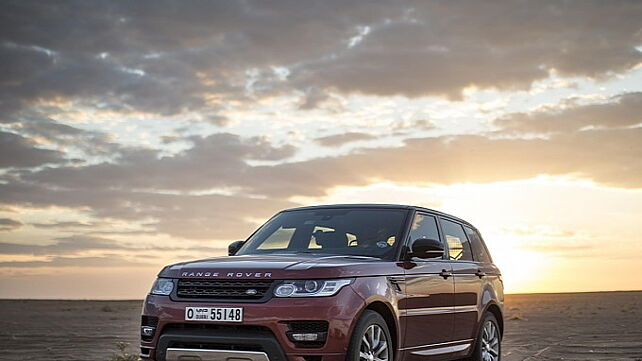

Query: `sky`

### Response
(0, 0, 641, 299)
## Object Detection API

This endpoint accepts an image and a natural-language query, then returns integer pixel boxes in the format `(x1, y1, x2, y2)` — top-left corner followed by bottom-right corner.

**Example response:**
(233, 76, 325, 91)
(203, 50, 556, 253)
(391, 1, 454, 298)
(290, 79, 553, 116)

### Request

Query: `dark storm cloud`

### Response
(314, 132, 377, 147)
(0, 218, 23, 232)
(1, 0, 640, 120)
(0, 130, 64, 168)
(495, 92, 642, 134)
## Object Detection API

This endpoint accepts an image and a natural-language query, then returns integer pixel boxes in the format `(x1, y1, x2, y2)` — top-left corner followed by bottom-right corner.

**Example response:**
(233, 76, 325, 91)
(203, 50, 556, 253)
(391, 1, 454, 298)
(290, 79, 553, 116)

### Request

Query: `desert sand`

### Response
(0, 291, 640, 361)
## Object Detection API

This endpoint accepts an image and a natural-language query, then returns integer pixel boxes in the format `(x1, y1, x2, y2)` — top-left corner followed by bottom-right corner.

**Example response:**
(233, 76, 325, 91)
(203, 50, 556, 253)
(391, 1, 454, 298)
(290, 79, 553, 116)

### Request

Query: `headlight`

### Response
(150, 278, 174, 295)
(273, 279, 352, 297)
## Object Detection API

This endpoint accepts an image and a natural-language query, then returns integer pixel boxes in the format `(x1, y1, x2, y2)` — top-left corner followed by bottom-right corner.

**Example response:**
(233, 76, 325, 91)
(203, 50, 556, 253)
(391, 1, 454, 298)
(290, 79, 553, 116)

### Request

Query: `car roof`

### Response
(281, 203, 475, 228)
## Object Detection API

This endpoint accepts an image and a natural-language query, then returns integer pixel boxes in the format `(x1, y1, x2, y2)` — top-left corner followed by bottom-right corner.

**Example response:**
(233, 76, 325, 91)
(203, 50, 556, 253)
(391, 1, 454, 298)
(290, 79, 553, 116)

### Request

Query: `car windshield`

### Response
(237, 208, 409, 260)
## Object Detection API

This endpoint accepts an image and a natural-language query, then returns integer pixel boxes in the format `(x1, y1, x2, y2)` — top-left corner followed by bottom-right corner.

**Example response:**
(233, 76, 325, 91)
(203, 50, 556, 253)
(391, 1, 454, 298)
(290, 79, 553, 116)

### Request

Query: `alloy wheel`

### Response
(359, 324, 389, 361)
(481, 320, 500, 361)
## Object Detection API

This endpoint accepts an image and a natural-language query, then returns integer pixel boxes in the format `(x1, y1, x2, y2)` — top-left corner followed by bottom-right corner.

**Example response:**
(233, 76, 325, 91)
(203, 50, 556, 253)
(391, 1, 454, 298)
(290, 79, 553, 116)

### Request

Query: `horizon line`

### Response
(2, 289, 641, 301)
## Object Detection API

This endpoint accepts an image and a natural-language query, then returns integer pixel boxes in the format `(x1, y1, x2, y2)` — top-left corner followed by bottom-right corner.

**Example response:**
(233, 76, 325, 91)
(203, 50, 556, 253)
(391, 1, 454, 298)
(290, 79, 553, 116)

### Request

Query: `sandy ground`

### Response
(0, 291, 640, 361)
(502, 292, 642, 360)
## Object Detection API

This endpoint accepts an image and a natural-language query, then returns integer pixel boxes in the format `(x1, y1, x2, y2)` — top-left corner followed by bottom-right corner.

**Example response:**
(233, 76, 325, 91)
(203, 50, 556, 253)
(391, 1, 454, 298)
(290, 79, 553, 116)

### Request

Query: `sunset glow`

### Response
(1, 1, 641, 299)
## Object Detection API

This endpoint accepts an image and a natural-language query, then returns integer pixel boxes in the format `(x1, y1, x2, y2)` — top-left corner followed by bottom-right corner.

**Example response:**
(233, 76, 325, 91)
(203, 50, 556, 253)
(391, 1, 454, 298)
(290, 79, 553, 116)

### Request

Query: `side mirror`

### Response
(409, 238, 444, 259)
(228, 240, 245, 256)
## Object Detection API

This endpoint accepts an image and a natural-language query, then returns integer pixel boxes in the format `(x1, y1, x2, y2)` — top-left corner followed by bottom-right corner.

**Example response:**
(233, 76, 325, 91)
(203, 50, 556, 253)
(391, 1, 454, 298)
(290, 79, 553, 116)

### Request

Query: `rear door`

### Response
(401, 212, 455, 355)
(439, 218, 481, 341)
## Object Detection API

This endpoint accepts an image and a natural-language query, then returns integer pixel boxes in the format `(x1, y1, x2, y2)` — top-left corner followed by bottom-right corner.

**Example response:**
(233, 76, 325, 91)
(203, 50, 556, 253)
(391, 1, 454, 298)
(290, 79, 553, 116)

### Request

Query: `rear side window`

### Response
(440, 219, 473, 261)
(465, 226, 492, 263)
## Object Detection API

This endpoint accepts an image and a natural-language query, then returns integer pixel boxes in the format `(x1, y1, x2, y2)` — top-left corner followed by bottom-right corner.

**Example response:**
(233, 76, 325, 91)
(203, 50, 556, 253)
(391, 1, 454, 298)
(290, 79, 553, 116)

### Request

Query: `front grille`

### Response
(176, 279, 274, 300)
(163, 324, 275, 351)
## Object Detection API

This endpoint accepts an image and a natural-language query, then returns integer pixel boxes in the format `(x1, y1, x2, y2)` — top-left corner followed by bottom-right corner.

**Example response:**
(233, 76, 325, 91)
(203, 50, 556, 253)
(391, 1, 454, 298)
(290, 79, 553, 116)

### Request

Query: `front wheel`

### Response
(469, 312, 501, 361)
(347, 310, 393, 361)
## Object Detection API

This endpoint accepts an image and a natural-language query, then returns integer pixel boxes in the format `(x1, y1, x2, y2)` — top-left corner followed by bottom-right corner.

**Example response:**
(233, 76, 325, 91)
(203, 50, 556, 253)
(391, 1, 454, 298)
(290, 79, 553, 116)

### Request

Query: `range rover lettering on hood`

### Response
(181, 271, 273, 278)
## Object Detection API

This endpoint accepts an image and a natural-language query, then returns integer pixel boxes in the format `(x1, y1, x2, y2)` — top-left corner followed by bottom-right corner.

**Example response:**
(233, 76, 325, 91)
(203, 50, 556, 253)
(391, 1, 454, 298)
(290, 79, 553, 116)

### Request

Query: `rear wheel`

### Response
(469, 312, 501, 361)
(347, 310, 392, 361)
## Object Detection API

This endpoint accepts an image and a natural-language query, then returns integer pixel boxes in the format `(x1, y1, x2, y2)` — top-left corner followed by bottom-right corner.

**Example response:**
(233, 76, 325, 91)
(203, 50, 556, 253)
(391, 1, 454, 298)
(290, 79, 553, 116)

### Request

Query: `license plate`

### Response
(185, 307, 243, 322)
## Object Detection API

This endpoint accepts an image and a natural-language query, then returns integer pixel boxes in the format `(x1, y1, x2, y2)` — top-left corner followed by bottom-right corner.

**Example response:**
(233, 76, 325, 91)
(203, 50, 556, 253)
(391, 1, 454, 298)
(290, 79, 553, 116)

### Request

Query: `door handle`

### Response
(475, 270, 486, 278)
(439, 269, 452, 279)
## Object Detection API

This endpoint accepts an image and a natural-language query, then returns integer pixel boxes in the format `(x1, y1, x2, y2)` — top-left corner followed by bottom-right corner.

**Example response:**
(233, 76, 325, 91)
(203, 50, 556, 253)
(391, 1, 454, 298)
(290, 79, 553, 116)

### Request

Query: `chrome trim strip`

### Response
(401, 305, 478, 316)
(165, 348, 270, 361)
(411, 343, 471, 356)
(400, 339, 473, 351)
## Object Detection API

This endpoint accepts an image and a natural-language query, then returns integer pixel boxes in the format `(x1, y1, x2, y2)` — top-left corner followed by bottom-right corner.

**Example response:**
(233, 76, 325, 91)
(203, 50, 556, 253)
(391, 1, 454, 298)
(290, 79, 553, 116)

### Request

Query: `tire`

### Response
(469, 312, 501, 361)
(347, 310, 393, 361)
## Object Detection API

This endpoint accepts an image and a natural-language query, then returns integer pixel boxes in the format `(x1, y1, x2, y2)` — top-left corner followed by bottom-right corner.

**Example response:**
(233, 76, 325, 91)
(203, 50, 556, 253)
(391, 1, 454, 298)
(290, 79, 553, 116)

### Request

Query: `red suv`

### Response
(141, 204, 503, 361)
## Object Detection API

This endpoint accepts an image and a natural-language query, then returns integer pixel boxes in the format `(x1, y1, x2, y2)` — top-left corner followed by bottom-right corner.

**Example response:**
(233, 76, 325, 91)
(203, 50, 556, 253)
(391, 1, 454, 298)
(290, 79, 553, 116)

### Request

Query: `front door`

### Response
(401, 212, 455, 359)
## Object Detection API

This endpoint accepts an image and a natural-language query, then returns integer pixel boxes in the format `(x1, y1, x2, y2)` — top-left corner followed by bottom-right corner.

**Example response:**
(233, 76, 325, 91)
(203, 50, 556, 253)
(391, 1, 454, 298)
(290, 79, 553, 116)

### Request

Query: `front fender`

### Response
(348, 276, 403, 354)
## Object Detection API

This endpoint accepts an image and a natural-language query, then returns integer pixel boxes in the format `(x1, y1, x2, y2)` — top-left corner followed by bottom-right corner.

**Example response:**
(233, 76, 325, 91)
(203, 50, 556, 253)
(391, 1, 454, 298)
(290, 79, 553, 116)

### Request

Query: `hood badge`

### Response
(245, 289, 258, 296)
(181, 271, 273, 278)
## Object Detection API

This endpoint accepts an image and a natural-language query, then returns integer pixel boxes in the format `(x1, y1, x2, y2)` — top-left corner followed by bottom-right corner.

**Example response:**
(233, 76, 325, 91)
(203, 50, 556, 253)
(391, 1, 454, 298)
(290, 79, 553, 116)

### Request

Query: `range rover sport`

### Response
(141, 204, 503, 361)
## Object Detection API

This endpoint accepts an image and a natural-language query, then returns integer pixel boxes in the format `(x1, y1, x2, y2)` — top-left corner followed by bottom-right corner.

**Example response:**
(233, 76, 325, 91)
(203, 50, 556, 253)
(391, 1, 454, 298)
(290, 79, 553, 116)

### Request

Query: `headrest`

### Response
(313, 230, 347, 249)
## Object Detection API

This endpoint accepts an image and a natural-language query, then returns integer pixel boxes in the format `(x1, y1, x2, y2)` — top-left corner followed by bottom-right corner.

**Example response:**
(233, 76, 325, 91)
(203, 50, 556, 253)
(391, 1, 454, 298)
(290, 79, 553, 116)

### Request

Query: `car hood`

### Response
(159, 254, 402, 279)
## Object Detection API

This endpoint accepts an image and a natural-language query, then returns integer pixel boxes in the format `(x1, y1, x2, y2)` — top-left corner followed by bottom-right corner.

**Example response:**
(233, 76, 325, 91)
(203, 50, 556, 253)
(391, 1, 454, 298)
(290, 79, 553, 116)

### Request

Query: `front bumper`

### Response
(165, 348, 269, 361)
(141, 285, 365, 361)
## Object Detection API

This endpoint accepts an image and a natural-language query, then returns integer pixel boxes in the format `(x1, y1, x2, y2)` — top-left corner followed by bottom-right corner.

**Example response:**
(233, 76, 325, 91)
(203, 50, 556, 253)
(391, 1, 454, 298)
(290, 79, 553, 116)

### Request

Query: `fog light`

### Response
(287, 331, 327, 343)
(141, 326, 155, 338)
(292, 333, 318, 341)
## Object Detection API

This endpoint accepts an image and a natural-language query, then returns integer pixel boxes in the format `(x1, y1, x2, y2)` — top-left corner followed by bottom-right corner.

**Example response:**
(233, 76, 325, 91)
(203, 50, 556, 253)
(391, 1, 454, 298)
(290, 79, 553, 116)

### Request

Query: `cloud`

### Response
(392, 119, 435, 131)
(495, 92, 642, 134)
(13, 119, 120, 157)
(0, 218, 22, 232)
(0, 181, 295, 240)
(247, 127, 642, 197)
(290, 1, 642, 99)
(0, 132, 297, 241)
(23, 133, 296, 191)
(0, 130, 64, 168)
(0, 255, 152, 268)
(1, 1, 641, 272)
(32, 221, 101, 229)
(314, 132, 377, 146)
(518, 241, 596, 256)
(0, 234, 227, 259)
(6, 127, 640, 214)
(1, 0, 640, 121)
(0, 235, 126, 255)
(0, 1, 392, 119)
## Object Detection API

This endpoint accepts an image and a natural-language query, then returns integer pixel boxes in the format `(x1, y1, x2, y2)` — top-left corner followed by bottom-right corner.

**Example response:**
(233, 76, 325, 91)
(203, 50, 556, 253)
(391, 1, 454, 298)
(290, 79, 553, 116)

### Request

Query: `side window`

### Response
(465, 226, 492, 263)
(408, 213, 441, 243)
(440, 219, 473, 261)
